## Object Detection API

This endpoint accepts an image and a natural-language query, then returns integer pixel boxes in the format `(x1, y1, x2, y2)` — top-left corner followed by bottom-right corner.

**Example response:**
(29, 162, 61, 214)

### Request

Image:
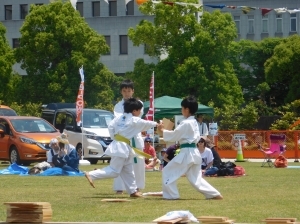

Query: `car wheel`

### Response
(10, 146, 21, 165)
(88, 159, 98, 165)
(76, 144, 83, 159)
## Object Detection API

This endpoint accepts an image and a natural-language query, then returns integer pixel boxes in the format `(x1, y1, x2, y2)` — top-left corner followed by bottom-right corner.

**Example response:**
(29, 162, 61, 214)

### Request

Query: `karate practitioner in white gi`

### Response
(85, 98, 157, 197)
(113, 79, 145, 193)
(157, 96, 223, 200)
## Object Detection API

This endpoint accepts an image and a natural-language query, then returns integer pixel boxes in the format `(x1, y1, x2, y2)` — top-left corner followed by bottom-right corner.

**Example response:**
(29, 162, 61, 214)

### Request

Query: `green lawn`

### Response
(0, 161, 299, 223)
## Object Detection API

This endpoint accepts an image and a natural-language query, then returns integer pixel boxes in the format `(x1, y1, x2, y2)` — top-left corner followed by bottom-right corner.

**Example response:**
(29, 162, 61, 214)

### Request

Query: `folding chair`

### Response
(259, 134, 286, 167)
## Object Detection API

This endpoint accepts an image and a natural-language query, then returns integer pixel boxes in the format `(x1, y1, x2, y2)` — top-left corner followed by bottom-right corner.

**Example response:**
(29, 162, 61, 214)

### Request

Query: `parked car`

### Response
(0, 105, 17, 116)
(0, 116, 60, 165)
(41, 106, 114, 164)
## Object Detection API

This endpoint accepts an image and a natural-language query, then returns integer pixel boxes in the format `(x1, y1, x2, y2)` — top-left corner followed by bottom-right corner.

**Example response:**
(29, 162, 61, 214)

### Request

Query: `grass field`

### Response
(0, 161, 299, 223)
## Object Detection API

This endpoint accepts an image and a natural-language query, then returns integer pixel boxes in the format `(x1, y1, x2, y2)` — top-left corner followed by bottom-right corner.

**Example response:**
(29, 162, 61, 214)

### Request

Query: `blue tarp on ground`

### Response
(0, 163, 84, 176)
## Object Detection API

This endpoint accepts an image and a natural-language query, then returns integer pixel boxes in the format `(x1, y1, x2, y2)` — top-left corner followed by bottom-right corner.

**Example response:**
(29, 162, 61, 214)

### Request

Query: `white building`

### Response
(1, 0, 300, 75)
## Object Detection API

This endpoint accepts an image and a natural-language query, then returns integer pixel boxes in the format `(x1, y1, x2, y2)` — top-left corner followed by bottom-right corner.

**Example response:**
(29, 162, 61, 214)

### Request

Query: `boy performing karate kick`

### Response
(157, 96, 223, 200)
(85, 98, 158, 197)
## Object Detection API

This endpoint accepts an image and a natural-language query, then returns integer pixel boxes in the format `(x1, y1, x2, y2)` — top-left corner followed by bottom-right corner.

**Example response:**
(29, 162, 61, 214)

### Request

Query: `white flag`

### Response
(70, 0, 77, 9)
(104, 0, 109, 4)
(125, 0, 132, 5)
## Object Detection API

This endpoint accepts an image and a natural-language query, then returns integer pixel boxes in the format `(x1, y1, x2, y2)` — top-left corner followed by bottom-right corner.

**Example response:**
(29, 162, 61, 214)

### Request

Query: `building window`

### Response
(290, 14, 297, 32)
(76, 2, 83, 17)
(20, 4, 28, 20)
(262, 15, 268, 33)
(104, 36, 111, 55)
(126, 0, 134, 16)
(12, 39, 20, 48)
(276, 15, 282, 33)
(233, 16, 240, 34)
(92, 1, 100, 17)
(120, 35, 128, 54)
(35, 4, 43, 6)
(248, 15, 254, 34)
(144, 44, 148, 54)
(5, 5, 12, 20)
(109, 0, 117, 16)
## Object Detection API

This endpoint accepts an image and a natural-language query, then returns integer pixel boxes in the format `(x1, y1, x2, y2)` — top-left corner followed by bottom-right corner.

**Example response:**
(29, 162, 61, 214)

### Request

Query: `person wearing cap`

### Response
(163, 143, 180, 167)
(48, 133, 80, 172)
(157, 96, 222, 200)
(196, 114, 208, 137)
(144, 137, 156, 157)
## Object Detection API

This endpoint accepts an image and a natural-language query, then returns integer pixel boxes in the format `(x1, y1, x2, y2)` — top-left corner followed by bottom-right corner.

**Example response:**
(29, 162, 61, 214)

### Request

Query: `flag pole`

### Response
(77, 66, 90, 165)
(152, 71, 155, 149)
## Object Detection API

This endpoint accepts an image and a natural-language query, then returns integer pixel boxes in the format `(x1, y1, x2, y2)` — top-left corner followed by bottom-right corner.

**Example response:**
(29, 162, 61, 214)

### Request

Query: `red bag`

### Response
(274, 155, 288, 168)
(234, 166, 245, 176)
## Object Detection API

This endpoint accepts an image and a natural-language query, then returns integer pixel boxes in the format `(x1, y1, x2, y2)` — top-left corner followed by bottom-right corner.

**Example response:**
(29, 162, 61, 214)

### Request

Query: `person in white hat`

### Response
(50, 133, 79, 172)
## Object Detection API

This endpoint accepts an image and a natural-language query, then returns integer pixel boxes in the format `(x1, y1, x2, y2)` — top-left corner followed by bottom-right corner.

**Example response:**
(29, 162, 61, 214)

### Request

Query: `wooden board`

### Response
(263, 218, 297, 222)
(142, 192, 163, 196)
(198, 216, 229, 222)
(101, 199, 131, 202)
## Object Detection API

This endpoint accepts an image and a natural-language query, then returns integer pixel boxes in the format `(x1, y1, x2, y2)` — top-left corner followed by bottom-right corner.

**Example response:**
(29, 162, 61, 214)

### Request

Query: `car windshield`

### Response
(11, 119, 57, 133)
(82, 112, 113, 128)
(0, 109, 17, 116)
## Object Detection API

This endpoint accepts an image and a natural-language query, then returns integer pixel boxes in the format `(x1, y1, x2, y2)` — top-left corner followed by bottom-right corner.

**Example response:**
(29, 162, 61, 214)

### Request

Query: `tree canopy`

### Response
(128, 1, 244, 107)
(265, 35, 300, 104)
(0, 22, 15, 103)
(14, 0, 117, 109)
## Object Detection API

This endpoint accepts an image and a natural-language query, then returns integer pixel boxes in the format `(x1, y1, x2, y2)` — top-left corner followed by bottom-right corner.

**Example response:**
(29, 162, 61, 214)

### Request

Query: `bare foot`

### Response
(84, 172, 95, 188)
(209, 195, 223, 200)
(130, 192, 143, 198)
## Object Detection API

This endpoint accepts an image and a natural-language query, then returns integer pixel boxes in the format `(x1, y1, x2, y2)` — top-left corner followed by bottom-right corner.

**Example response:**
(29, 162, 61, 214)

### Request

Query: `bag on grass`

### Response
(274, 155, 288, 168)
(234, 165, 245, 176)
(217, 161, 236, 176)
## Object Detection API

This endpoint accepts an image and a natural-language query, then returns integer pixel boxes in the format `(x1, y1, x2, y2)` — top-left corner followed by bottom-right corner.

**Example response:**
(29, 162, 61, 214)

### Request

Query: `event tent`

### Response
(143, 96, 214, 120)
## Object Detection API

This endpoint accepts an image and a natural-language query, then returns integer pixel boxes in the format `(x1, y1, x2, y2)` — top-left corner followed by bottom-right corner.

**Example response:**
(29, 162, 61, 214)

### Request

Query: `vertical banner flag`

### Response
(145, 72, 154, 121)
(125, 0, 132, 5)
(76, 66, 84, 126)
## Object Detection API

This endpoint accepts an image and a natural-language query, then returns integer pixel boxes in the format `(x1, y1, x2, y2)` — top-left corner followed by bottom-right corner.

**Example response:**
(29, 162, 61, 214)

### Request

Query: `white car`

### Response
(42, 107, 114, 164)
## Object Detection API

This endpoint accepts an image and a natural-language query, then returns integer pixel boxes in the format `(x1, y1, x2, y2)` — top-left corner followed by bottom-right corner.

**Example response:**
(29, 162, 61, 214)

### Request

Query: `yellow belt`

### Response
(114, 134, 152, 159)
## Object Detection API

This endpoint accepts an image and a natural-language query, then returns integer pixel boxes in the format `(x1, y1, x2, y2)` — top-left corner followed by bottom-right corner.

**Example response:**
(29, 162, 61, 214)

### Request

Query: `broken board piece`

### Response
(101, 199, 131, 202)
(142, 192, 163, 196)
(198, 216, 229, 222)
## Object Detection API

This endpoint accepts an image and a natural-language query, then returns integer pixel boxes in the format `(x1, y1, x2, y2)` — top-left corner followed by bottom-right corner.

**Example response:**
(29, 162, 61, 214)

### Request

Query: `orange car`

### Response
(0, 116, 60, 165)
(0, 105, 17, 116)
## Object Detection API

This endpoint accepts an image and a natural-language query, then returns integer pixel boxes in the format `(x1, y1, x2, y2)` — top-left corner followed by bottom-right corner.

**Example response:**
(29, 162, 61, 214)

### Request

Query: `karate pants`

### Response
(88, 156, 137, 195)
(162, 159, 221, 199)
(113, 156, 145, 191)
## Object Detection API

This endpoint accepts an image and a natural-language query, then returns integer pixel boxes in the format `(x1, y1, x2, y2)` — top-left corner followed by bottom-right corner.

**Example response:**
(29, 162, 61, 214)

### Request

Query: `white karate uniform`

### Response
(88, 113, 156, 195)
(113, 100, 145, 191)
(162, 116, 221, 199)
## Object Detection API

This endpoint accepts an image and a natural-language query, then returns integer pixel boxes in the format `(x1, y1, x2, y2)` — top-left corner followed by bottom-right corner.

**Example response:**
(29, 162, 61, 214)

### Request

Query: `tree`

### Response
(228, 38, 283, 109)
(125, 59, 156, 101)
(265, 35, 300, 104)
(128, 2, 243, 107)
(14, 0, 117, 108)
(269, 99, 300, 130)
(0, 22, 15, 103)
